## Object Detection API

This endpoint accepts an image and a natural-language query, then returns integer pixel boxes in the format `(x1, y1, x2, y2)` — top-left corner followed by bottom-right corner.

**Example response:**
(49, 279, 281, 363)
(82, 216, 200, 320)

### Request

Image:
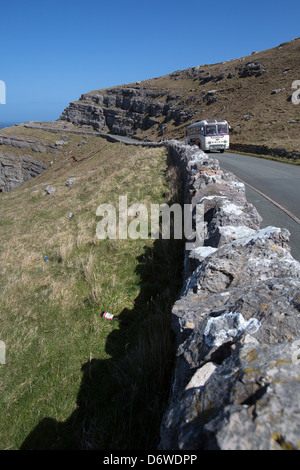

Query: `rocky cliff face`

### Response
(0, 133, 51, 153)
(0, 132, 65, 191)
(0, 152, 48, 192)
(60, 85, 194, 137)
(158, 141, 300, 450)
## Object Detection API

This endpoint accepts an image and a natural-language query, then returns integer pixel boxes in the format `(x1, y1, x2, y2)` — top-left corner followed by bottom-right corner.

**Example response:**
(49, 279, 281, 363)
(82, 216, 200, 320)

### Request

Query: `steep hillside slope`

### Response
(59, 37, 300, 156)
(0, 133, 184, 450)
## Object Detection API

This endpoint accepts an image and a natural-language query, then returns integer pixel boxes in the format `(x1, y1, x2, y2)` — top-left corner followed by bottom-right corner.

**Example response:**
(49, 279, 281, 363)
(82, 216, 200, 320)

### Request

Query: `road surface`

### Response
(215, 151, 300, 261)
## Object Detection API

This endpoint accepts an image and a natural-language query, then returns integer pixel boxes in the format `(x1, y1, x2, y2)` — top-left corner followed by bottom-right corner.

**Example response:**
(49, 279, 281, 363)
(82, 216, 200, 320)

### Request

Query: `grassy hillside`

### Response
(72, 37, 299, 157)
(0, 131, 184, 449)
(137, 37, 300, 152)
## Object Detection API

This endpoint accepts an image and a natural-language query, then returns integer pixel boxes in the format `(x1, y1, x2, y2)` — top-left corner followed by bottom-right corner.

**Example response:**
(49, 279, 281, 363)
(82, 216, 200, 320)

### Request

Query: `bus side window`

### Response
(200, 126, 204, 135)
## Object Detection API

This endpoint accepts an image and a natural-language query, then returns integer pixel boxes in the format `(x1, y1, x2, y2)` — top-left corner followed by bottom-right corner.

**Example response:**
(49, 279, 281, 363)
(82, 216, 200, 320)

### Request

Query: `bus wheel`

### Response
(220, 149, 225, 153)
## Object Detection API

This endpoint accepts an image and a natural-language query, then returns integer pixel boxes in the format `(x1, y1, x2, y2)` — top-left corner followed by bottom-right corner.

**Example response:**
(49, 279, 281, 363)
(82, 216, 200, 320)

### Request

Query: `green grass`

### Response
(227, 149, 300, 165)
(0, 139, 184, 450)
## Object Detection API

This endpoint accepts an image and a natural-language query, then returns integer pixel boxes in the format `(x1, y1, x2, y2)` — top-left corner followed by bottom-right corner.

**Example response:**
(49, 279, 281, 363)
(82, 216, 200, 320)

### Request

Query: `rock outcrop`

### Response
(0, 133, 60, 153)
(158, 141, 300, 450)
(0, 152, 48, 192)
(60, 86, 194, 137)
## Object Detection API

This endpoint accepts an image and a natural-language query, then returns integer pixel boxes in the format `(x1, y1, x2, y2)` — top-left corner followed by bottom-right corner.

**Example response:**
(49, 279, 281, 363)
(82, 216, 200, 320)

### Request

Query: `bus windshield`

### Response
(218, 124, 228, 134)
(205, 124, 228, 135)
(205, 125, 217, 135)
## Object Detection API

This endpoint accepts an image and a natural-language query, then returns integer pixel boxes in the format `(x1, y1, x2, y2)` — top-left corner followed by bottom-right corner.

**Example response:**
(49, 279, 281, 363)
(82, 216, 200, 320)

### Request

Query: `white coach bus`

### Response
(186, 119, 229, 152)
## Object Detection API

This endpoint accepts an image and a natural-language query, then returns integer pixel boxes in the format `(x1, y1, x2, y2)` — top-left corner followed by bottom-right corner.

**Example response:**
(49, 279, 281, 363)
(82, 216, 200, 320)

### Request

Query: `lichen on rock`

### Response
(159, 141, 300, 450)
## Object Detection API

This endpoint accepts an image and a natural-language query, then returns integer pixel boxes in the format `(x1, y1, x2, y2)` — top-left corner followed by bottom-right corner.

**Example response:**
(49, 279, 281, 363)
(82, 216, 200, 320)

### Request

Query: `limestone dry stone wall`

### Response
(159, 141, 300, 450)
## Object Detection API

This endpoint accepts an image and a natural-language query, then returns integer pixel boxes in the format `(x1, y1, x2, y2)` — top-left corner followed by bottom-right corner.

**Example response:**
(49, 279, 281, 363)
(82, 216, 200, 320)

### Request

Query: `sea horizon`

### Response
(0, 121, 22, 130)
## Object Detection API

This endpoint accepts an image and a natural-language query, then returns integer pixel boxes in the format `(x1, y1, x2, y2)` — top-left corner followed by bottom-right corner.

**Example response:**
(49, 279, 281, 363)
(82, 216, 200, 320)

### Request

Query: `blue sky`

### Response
(1, 0, 299, 123)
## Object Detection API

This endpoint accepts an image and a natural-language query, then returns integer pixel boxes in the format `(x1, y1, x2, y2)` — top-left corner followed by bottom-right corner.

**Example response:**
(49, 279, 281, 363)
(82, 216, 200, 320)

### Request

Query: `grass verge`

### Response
(227, 149, 300, 165)
(0, 138, 184, 450)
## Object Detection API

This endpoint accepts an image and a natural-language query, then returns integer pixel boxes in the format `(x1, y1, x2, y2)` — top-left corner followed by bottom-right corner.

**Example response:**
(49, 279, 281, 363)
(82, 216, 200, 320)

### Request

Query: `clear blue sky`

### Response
(1, 0, 299, 124)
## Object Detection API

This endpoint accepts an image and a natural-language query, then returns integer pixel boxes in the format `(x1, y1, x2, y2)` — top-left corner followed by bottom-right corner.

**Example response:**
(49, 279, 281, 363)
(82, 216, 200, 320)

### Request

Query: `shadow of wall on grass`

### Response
(20, 234, 184, 450)
(20, 149, 185, 450)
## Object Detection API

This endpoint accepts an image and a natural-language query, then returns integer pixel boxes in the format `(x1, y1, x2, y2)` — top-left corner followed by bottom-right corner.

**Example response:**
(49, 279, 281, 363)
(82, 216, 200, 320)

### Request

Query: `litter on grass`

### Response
(101, 311, 115, 321)
(101, 311, 127, 325)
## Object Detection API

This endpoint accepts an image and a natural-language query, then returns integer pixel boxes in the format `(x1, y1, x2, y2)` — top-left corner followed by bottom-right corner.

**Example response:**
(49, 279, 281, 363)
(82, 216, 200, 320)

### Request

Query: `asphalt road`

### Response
(215, 151, 300, 261)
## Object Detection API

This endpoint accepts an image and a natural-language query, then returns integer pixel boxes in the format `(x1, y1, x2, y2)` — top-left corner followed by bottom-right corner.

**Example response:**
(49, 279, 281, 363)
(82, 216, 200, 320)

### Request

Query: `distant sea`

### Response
(0, 122, 21, 130)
